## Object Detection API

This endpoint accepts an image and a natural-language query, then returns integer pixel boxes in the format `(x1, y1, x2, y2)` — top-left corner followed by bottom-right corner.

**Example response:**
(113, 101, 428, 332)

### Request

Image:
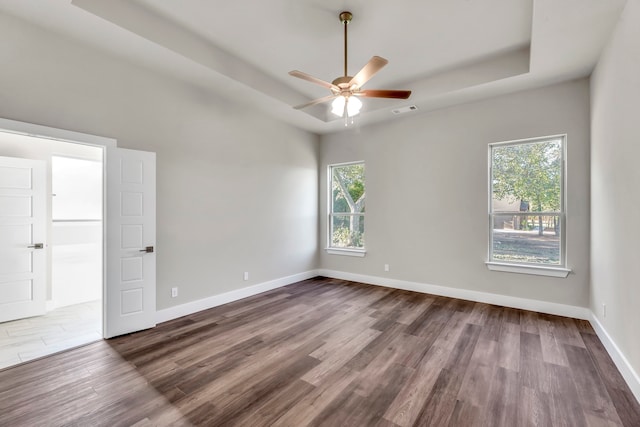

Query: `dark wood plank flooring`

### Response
(1, 277, 639, 426)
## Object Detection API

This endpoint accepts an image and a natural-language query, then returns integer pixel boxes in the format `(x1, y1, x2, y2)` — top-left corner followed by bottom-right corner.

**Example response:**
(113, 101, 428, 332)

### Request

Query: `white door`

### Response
(0, 156, 46, 323)
(105, 147, 156, 338)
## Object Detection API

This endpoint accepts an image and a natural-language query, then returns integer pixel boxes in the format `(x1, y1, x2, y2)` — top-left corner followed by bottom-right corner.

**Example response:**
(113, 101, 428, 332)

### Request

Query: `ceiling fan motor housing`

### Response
(331, 76, 355, 90)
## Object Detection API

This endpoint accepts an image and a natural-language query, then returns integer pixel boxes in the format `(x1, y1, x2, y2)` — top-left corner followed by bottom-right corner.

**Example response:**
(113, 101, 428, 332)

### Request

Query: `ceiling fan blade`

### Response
(357, 89, 412, 99)
(293, 94, 339, 110)
(289, 70, 339, 91)
(349, 56, 388, 88)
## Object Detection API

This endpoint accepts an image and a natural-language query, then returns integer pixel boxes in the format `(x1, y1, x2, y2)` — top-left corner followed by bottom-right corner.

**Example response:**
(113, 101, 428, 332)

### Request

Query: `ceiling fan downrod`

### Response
(339, 11, 352, 79)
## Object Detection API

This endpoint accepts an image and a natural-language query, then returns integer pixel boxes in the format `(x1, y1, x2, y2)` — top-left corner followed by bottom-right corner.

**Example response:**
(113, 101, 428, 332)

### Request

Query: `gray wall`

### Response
(591, 0, 640, 384)
(320, 79, 591, 307)
(0, 13, 319, 310)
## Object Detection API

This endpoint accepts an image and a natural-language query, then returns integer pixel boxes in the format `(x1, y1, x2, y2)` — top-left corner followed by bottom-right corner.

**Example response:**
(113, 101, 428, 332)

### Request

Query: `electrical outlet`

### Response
(603, 303, 606, 318)
(243, 272, 249, 281)
(384, 264, 390, 272)
(171, 287, 178, 298)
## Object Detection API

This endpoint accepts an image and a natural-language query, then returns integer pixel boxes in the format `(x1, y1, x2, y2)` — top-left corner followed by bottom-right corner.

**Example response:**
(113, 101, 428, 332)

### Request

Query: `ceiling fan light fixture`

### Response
(331, 95, 362, 117)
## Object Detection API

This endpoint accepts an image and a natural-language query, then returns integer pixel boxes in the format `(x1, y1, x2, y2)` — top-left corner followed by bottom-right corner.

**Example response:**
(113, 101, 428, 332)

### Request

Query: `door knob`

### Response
(139, 246, 154, 253)
(28, 243, 44, 249)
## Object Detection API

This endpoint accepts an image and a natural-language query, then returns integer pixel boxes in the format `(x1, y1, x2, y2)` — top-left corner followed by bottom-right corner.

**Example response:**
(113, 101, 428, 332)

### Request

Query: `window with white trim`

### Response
(489, 136, 566, 268)
(328, 162, 365, 251)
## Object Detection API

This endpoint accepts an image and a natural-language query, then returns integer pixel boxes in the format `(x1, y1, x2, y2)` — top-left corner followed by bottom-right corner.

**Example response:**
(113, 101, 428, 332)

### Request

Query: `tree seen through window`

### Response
(490, 137, 565, 266)
(330, 163, 365, 249)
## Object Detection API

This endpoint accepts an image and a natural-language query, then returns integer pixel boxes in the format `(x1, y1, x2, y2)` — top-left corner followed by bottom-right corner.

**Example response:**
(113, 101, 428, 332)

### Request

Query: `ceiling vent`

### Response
(391, 105, 418, 115)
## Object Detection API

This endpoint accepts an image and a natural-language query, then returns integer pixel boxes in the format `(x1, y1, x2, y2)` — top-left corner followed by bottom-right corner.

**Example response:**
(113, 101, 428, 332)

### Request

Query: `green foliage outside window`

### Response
(330, 163, 365, 249)
(490, 137, 564, 266)
(492, 140, 561, 236)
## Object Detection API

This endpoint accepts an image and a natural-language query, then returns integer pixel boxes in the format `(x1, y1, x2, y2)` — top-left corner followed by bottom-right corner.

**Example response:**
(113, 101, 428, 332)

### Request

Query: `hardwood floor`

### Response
(0, 277, 638, 426)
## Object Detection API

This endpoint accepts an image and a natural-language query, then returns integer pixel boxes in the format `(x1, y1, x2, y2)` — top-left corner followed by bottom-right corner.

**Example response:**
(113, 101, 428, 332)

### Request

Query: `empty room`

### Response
(0, 0, 639, 426)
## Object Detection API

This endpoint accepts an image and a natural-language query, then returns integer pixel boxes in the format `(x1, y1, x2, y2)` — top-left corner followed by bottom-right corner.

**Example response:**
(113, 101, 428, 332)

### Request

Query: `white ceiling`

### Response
(0, 0, 627, 134)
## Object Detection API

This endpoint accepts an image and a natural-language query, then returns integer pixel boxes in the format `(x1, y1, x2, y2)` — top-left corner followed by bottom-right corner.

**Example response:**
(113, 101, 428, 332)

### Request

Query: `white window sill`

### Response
(326, 248, 366, 257)
(486, 262, 571, 278)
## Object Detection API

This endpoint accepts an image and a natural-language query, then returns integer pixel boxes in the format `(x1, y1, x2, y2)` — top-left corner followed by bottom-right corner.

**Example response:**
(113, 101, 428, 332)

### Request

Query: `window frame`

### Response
(487, 135, 571, 277)
(327, 161, 366, 257)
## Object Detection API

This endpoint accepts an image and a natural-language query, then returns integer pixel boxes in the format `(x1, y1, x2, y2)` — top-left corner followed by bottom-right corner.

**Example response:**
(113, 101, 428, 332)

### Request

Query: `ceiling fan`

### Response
(289, 11, 411, 118)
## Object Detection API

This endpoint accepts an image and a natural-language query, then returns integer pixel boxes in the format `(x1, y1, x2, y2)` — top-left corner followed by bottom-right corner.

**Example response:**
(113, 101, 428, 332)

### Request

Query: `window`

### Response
(328, 162, 365, 254)
(488, 136, 568, 275)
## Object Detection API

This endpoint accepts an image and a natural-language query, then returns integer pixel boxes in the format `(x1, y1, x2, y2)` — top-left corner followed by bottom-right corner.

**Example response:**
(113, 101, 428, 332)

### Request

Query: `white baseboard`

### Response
(155, 268, 588, 325)
(155, 270, 318, 324)
(317, 269, 590, 320)
(590, 313, 640, 403)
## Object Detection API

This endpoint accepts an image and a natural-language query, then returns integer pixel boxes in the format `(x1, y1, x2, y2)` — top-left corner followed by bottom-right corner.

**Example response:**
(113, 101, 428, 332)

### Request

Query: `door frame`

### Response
(0, 118, 117, 338)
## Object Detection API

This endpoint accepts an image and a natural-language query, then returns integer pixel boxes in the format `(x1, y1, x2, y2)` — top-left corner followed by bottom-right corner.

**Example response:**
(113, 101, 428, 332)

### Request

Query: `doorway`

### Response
(0, 133, 104, 369)
(0, 117, 157, 370)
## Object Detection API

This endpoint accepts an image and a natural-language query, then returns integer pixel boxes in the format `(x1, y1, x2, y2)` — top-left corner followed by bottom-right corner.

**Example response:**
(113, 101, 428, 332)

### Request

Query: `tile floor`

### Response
(0, 300, 102, 370)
